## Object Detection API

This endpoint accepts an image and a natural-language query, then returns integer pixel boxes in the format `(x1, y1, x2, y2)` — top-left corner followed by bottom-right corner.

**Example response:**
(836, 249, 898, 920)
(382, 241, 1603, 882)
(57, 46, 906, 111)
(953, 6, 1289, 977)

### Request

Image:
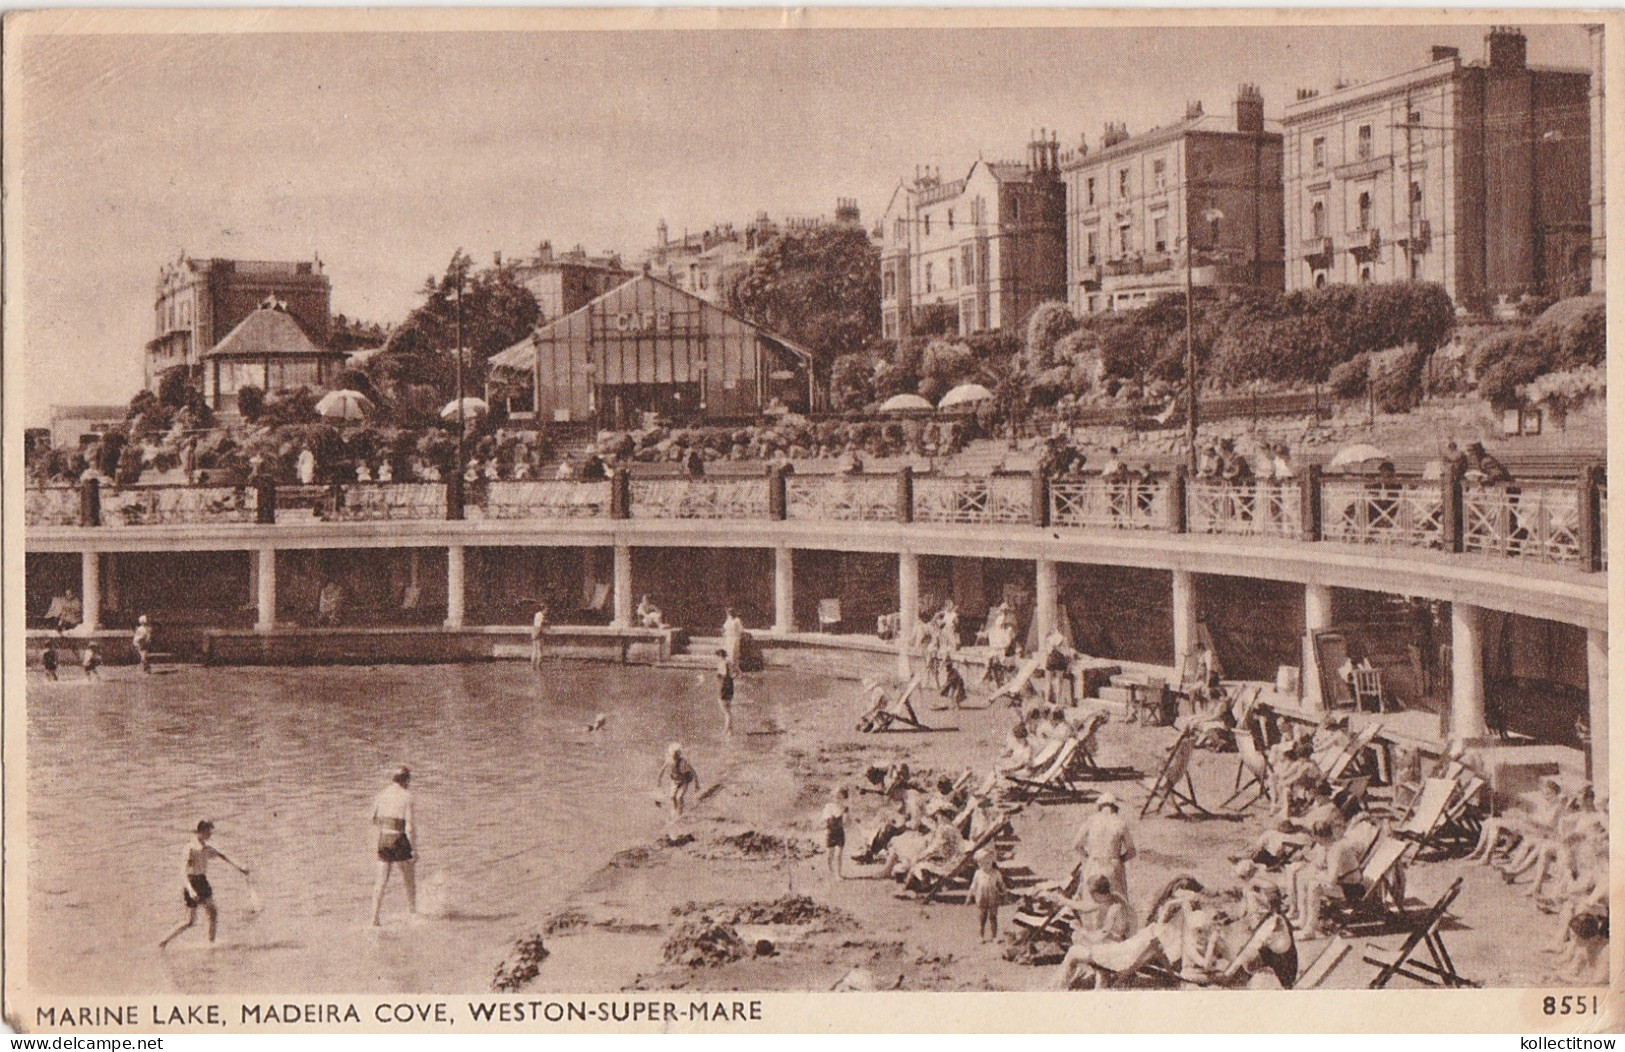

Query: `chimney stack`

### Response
(1488, 26, 1527, 71)
(1185, 100, 1205, 121)
(1235, 84, 1264, 134)
(1431, 45, 1461, 63)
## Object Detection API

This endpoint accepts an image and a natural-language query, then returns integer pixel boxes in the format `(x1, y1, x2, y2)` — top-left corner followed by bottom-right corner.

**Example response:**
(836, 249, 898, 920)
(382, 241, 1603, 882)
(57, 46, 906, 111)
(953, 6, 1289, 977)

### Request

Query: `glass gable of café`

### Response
(504, 275, 812, 428)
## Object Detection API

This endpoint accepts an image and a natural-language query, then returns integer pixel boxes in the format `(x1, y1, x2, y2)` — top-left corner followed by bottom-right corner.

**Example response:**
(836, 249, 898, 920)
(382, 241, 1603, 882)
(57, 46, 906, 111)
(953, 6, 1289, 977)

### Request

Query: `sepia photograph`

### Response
(3, 8, 1614, 1033)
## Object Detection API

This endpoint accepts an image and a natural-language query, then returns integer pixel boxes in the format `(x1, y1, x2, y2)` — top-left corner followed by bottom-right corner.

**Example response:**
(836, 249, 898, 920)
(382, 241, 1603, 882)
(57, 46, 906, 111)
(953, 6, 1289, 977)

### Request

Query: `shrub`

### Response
(1328, 352, 1371, 398)
(236, 385, 266, 422)
(1370, 346, 1429, 414)
(911, 303, 957, 337)
(1024, 301, 1077, 371)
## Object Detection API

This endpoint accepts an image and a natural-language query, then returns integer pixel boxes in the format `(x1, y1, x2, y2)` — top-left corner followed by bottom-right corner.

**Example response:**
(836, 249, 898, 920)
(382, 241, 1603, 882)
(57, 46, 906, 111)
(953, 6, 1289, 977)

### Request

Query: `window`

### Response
(924, 262, 934, 292)
(948, 258, 957, 289)
(1118, 168, 1130, 197)
(1312, 136, 1326, 170)
(1357, 191, 1373, 231)
(1086, 231, 1099, 266)
(977, 242, 989, 283)
(883, 269, 896, 299)
(924, 214, 931, 237)
(1357, 124, 1373, 160)
(962, 246, 975, 283)
(1087, 295, 1100, 313)
(1410, 255, 1423, 279)
(1359, 265, 1373, 282)
(1118, 224, 1132, 255)
(1153, 215, 1168, 253)
(1411, 180, 1425, 218)
(895, 219, 906, 242)
(1086, 177, 1097, 206)
(1310, 198, 1326, 238)
(1153, 158, 1167, 191)
(1314, 271, 1328, 288)
(1010, 197, 1020, 221)
(948, 209, 955, 230)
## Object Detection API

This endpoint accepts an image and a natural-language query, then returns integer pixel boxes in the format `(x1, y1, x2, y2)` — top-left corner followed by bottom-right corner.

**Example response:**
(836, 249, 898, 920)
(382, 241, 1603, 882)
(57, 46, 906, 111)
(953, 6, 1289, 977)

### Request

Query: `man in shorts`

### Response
(371, 766, 417, 926)
(160, 820, 249, 948)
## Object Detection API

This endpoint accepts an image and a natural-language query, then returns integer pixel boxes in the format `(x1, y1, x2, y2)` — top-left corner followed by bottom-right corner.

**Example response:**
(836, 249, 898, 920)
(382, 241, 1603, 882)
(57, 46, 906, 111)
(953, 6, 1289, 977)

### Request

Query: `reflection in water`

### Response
(28, 662, 792, 994)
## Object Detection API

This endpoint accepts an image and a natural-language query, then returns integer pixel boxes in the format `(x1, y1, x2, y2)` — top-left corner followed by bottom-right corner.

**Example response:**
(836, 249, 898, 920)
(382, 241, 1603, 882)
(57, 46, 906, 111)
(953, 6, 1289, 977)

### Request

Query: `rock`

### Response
(491, 934, 549, 992)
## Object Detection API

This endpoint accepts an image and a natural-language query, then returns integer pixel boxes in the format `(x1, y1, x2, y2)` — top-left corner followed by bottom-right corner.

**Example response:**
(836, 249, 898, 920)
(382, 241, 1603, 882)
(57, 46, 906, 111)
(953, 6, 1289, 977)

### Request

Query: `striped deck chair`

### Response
(1005, 739, 1097, 804)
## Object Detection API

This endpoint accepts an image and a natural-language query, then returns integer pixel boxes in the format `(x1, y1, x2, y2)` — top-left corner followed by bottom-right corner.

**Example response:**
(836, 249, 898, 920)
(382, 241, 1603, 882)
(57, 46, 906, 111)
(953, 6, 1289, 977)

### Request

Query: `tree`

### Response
(729, 225, 880, 387)
(236, 385, 266, 422)
(1023, 301, 1077, 371)
(378, 249, 540, 399)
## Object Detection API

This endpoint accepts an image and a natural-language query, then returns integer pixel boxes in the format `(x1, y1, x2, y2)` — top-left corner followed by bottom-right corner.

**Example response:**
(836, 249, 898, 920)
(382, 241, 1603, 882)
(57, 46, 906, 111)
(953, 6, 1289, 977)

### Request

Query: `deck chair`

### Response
(1295, 936, 1352, 989)
(1011, 862, 1084, 946)
(1005, 739, 1097, 804)
(1351, 667, 1387, 712)
(1431, 774, 1487, 852)
(1140, 731, 1241, 821)
(1071, 712, 1140, 782)
(1321, 721, 1384, 783)
(912, 811, 1015, 903)
(1222, 718, 1273, 812)
(1325, 835, 1412, 932)
(857, 674, 931, 732)
(1392, 777, 1457, 847)
(1363, 878, 1477, 988)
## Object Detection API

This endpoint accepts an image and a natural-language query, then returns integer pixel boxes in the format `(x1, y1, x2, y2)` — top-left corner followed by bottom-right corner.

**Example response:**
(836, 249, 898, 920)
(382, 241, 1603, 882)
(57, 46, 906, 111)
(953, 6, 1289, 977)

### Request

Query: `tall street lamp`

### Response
(1185, 207, 1224, 473)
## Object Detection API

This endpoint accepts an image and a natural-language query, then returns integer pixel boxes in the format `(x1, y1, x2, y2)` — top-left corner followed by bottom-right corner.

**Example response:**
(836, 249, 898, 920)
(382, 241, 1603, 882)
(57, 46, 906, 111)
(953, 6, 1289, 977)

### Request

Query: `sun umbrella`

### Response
(440, 397, 490, 422)
(879, 393, 933, 413)
(1326, 443, 1391, 471)
(937, 383, 993, 410)
(314, 389, 373, 421)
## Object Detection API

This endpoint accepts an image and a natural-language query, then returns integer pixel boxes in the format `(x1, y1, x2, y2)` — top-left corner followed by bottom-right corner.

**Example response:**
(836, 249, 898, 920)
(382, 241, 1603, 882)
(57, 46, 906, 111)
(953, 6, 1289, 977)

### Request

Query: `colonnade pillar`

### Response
(1450, 602, 1487, 741)
(255, 548, 277, 633)
(1301, 583, 1335, 710)
(1171, 569, 1197, 674)
(1035, 558, 1059, 644)
(773, 546, 794, 634)
(445, 544, 465, 630)
(612, 543, 633, 629)
(898, 551, 919, 677)
(1587, 629, 1608, 787)
(78, 550, 101, 635)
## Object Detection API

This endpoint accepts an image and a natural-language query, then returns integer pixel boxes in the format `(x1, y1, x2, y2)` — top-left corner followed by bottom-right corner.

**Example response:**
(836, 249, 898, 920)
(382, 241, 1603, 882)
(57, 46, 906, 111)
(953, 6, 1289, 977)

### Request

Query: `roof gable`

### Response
(206, 306, 333, 359)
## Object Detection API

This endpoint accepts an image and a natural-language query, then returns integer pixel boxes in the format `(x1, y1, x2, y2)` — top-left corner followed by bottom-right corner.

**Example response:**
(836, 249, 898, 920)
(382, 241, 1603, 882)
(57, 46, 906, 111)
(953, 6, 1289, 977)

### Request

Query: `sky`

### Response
(5, 18, 1593, 423)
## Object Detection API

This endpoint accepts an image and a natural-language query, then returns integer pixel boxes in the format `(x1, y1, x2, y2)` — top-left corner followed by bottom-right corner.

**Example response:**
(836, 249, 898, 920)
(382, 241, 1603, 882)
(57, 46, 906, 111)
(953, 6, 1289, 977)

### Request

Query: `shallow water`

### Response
(27, 662, 801, 994)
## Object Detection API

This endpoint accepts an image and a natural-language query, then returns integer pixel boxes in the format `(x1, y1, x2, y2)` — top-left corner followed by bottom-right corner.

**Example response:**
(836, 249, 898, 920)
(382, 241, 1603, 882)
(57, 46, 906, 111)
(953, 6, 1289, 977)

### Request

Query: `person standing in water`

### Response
(721, 608, 745, 674)
(160, 820, 249, 948)
(370, 766, 417, 926)
(529, 604, 549, 670)
(132, 614, 154, 674)
(80, 641, 102, 681)
(658, 744, 699, 818)
(715, 648, 735, 734)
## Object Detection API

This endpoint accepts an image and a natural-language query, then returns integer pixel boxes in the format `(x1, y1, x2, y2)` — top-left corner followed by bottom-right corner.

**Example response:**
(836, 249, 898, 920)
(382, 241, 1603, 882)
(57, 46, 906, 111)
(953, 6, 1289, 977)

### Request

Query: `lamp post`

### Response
(1184, 208, 1224, 473)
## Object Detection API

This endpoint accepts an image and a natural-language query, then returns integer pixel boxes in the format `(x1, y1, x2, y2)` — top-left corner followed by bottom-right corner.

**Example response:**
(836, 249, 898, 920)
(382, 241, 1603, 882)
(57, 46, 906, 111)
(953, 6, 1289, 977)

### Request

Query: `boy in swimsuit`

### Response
(160, 820, 248, 948)
(715, 649, 735, 734)
(371, 766, 417, 926)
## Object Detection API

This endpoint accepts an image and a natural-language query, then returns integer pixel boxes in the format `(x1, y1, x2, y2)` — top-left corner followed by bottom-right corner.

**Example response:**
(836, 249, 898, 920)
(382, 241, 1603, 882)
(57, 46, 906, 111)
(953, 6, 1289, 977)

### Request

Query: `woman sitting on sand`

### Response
(1465, 776, 1565, 865)
(1056, 876, 1135, 989)
(1500, 783, 1596, 895)
(995, 721, 1034, 774)
(1219, 880, 1298, 989)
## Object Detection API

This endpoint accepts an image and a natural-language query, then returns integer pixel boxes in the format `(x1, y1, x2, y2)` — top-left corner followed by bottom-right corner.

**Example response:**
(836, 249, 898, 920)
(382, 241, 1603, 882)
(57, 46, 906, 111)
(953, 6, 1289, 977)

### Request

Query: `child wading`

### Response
(371, 766, 418, 926)
(715, 649, 735, 734)
(822, 787, 849, 880)
(968, 851, 1005, 942)
(133, 615, 154, 673)
(658, 743, 699, 818)
(80, 641, 101, 681)
(159, 820, 249, 948)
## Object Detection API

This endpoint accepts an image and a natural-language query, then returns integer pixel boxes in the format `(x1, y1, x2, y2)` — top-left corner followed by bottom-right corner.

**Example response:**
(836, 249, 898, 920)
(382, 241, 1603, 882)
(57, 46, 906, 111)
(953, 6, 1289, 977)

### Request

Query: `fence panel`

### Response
(912, 475, 1031, 526)
(1186, 479, 1303, 539)
(785, 475, 898, 523)
(630, 477, 770, 520)
(24, 487, 80, 527)
(485, 480, 610, 520)
(1049, 478, 1169, 531)
(1462, 483, 1583, 565)
(329, 482, 448, 522)
(101, 485, 258, 526)
(1320, 479, 1443, 550)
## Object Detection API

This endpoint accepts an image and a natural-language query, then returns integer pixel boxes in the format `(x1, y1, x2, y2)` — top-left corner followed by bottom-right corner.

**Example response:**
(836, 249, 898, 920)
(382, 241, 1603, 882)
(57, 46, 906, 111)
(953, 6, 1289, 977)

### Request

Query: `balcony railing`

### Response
(485, 480, 612, 520)
(25, 466, 1606, 573)
(786, 475, 898, 523)
(1049, 478, 1169, 531)
(630, 477, 769, 520)
(913, 475, 1031, 526)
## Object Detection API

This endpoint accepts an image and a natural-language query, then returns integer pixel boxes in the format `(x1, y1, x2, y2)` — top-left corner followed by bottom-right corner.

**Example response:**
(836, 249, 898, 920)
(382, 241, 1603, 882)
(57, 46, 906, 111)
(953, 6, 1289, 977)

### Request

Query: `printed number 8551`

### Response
(1544, 995, 1601, 1016)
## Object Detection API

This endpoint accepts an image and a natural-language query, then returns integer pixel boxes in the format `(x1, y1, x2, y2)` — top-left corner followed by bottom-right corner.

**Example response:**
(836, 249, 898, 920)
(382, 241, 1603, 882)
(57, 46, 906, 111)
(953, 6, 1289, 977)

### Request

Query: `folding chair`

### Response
(912, 812, 1015, 903)
(1006, 739, 1098, 804)
(1011, 862, 1084, 946)
(1140, 730, 1242, 821)
(1392, 777, 1457, 848)
(1363, 877, 1478, 988)
(858, 674, 933, 733)
(1222, 716, 1274, 812)
(1321, 721, 1384, 783)
(1071, 712, 1141, 783)
(1325, 835, 1413, 933)
(1432, 774, 1487, 853)
(1295, 936, 1351, 989)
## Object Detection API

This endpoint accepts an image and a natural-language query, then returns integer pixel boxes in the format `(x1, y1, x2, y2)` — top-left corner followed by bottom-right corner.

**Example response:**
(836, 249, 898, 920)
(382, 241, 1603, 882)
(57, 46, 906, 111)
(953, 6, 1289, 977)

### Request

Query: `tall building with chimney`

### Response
(1061, 87, 1285, 315)
(879, 135, 1067, 339)
(147, 255, 331, 390)
(1281, 27, 1591, 312)
(641, 200, 863, 306)
(509, 242, 631, 323)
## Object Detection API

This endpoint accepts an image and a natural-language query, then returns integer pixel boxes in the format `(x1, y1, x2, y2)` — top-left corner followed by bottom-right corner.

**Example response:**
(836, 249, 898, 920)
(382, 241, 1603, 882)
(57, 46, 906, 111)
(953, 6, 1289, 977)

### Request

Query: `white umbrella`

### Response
(937, 383, 993, 410)
(1326, 443, 1391, 471)
(879, 393, 933, 413)
(315, 389, 373, 421)
(440, 397, 490, 422)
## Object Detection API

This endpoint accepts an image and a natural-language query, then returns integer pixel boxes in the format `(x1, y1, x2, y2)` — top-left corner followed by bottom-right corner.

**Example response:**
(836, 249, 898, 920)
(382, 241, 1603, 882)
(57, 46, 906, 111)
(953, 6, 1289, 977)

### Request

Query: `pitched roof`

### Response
(205, 305, 336, 359)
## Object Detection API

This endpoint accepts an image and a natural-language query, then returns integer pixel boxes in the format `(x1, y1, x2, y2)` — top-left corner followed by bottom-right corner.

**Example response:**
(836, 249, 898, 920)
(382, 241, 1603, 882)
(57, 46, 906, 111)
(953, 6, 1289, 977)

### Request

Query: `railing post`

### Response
(897, 466, 914, 524)
(1300, 465, 1322, 542)
(1167, 467, 1187, 534)
(610, 468, 631, 520)
(446, 475, 465, 521)
(79, 476, 101, 527)
(1580, 464, 1604, 572)
(255, 477, 278, 525)
(1442, 461, 1465, 553)
(1031, 471, 1050, 527)
(768, 466, 788, 521)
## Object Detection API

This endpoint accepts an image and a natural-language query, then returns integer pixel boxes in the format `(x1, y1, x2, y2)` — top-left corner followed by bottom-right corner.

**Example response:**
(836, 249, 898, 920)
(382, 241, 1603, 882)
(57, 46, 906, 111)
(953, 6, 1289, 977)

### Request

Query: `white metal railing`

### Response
(785, 475, 897, 522)
(25, 487, 80, 527)
(1049, 478, 1169, 531)
(101, 485, 258, 527)
(912, 475, 1032, 526)
(631, 477, 770, 520)
(1463, 483, 1583, 565)
(330, 482, 447, 521)
(1320, 479, 1443, 550)
(1187, 479, 1303, 539)
(484, 480, 610, 519)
